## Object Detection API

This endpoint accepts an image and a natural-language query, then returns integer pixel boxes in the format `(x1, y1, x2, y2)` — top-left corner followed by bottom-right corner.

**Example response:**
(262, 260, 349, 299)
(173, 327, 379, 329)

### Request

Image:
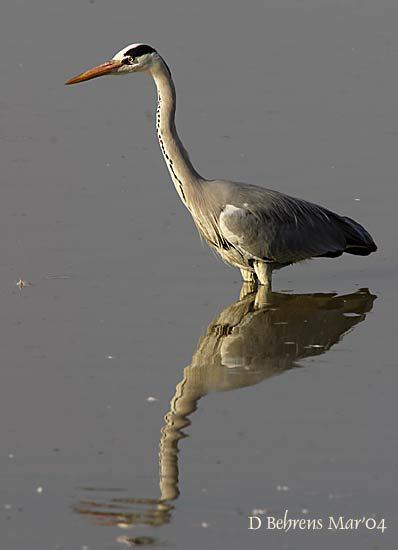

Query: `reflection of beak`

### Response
(65, 60, 123, 85)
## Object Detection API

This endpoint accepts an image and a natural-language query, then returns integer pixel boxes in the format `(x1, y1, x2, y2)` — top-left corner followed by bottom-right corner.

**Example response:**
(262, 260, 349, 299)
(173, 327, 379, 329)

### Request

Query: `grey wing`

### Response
(218, 190, 368, 264)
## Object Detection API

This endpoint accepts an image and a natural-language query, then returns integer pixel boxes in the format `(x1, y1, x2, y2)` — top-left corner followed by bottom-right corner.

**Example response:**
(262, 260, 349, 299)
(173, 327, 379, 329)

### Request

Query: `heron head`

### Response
(65, 43, 160, 85)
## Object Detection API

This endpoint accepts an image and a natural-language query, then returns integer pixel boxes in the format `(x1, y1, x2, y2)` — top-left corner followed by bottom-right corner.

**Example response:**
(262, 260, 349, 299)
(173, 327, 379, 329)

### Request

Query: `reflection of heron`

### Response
(73, 288, 375, 540)
(66, 44, 377, 290)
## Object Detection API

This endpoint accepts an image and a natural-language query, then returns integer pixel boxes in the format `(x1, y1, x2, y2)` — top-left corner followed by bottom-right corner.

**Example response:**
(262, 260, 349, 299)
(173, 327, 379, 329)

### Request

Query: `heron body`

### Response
(66, 44, 377, 289)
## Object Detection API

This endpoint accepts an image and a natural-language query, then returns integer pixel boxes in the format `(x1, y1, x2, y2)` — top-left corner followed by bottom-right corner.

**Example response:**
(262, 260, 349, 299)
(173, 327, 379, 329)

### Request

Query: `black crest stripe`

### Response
(124, 44, 156, 58)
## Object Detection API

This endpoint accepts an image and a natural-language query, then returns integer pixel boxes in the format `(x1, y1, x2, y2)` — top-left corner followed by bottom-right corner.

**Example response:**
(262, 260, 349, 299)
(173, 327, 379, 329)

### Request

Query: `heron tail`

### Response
(340, 216, 377, 256)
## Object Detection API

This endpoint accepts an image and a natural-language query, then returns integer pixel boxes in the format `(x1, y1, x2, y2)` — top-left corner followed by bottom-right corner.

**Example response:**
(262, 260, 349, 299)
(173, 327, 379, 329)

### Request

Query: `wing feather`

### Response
(218, 187, 349, 264)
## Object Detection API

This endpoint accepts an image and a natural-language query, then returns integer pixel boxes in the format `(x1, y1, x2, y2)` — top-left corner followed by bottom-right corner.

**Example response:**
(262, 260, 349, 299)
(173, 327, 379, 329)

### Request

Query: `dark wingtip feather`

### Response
(345, 242, 377, 256)
(340, 216, 377, 256)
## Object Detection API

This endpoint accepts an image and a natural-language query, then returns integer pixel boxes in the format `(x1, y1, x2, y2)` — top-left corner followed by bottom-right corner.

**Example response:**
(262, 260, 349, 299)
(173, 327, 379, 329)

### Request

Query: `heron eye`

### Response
(123, 55, 135, 65)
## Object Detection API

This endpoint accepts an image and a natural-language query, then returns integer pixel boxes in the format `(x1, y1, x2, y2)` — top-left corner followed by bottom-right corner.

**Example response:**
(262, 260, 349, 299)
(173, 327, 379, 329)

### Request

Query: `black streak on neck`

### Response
(156, 92, 186, 203)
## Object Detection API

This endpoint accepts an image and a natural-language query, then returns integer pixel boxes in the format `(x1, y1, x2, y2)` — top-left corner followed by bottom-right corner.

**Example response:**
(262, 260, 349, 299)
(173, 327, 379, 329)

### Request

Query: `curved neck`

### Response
(149, 59, 204, 206)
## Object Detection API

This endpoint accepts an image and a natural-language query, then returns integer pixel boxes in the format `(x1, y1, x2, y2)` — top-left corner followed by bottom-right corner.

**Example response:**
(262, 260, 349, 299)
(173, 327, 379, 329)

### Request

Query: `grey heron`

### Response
(66, 43, 377, 289)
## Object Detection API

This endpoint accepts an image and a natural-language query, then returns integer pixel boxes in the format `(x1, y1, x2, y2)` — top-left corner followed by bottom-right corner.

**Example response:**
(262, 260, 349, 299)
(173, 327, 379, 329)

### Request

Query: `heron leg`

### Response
(253, 263, 273, 309)
(239, 268, 257, 300)
(254, 285, 273, 308)
(240, 268, 257, 283)
(239, 281, 257, 300)
(254, 261, 273, 289)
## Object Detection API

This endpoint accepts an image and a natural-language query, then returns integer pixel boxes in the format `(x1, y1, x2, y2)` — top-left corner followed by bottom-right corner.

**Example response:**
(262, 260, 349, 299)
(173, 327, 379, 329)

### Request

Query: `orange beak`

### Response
(65, 59, 124, 85)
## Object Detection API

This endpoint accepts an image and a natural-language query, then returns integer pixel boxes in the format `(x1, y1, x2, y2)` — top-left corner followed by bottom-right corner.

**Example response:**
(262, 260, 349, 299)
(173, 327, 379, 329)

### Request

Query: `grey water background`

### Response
(1, 0, 397, 548)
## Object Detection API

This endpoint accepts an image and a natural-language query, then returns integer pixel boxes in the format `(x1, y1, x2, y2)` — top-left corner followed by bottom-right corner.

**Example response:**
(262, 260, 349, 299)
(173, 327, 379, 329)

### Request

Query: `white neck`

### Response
(149, 59, 204, 207)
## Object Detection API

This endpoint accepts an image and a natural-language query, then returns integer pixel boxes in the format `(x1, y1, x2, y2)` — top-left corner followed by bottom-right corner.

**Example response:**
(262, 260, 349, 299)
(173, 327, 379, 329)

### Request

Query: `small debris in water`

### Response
(301, 508, 309, 514)
(146, 396, 158, 402)
(354, 198, 361, 201)
(8, 453, 15, 459)
(36, 486, 43, 494)
(4, 504, 12, 510)
(16, 277, 29, 289)
(106, 355, 114, 360)
(201, 522, 209, 528)
(284, 341, 295, 345)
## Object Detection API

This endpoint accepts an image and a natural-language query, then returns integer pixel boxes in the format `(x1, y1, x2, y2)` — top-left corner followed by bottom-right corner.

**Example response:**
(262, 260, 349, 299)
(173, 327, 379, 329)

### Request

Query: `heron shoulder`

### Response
(205, 178, 287, 211)
(219, 202, 264, 257)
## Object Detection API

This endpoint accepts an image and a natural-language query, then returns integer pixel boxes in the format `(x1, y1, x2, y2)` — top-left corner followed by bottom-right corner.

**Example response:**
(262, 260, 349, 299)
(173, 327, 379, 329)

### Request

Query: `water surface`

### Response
(1, 1, 397, 549)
